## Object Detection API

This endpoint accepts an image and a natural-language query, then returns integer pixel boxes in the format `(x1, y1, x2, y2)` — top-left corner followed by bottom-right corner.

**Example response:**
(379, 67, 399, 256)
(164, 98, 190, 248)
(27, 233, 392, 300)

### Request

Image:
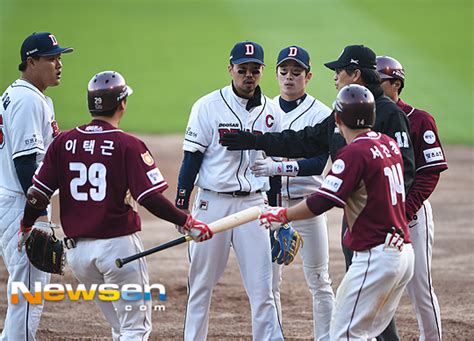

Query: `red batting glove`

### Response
(183, 216, 214, 242)
(259, 207, 289, 230)
(18, 220, 32, 252)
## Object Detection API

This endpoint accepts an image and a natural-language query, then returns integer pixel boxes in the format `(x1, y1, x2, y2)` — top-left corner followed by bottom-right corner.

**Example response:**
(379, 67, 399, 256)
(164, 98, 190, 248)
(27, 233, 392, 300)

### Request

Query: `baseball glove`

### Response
(271, 223, 303, 265)
(26, 225, 65, 275)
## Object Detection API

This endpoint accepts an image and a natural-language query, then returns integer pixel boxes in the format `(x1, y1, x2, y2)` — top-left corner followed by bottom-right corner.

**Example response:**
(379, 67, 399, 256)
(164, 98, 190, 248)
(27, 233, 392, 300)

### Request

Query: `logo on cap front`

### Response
(288, 47, 298, 57)
(350, 58, 359, 65)
(245, 44, 254, 56)
(48, 34, 58, 46)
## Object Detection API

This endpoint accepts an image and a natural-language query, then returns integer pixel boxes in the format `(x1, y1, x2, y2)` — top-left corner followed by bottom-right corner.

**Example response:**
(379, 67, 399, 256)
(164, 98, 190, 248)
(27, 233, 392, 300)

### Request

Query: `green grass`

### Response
(1, 0, 472, 144)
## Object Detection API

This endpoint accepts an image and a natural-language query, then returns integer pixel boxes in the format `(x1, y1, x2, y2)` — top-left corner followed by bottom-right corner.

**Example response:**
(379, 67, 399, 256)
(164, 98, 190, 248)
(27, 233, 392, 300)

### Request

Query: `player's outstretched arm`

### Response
(141, 193, 212, 242)
(222, 115, 331, 158)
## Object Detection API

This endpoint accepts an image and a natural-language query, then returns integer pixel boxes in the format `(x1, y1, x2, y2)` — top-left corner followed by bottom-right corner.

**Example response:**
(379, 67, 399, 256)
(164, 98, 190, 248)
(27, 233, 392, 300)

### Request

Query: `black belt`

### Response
(203, 189, 262, 197)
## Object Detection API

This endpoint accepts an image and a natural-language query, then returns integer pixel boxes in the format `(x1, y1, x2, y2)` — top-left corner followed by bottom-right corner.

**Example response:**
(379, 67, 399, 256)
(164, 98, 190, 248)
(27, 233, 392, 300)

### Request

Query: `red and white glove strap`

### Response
(184, 215, 213, 242)
(259, 207, 289, 230)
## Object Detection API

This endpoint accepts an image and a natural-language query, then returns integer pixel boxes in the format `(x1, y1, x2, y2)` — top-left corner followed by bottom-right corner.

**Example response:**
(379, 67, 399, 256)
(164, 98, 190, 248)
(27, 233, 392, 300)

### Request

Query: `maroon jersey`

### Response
(33, 120, 168, 238)
(398, 99, 448, 173)
(315, 131, 411, 251)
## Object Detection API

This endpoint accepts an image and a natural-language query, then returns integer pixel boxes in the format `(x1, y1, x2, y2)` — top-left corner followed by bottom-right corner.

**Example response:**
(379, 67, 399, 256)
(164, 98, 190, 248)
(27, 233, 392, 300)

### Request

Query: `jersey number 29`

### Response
(70, 162, 107, 201)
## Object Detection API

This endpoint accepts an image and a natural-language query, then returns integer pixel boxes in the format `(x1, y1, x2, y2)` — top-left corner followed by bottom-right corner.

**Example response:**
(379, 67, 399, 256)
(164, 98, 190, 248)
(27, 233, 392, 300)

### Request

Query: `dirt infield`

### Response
(1, 135, 473, 340)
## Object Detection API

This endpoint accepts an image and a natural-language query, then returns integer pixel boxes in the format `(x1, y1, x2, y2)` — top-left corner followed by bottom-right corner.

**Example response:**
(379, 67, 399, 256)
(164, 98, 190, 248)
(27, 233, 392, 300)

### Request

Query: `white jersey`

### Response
(0, 79, 58, 194)
(273, 94, 331, 198)
(183, 85, 281, 192)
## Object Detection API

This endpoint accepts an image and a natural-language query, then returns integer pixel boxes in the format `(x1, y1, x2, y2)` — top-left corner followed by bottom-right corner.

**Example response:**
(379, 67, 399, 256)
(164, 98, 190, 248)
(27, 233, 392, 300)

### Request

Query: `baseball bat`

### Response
(115, 206, 262, 268)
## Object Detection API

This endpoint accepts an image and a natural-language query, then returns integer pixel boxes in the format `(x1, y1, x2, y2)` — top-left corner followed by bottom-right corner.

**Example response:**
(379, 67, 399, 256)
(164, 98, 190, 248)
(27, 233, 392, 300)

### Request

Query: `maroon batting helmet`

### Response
(335, 84, 375, 129)
(87, 71, 133, 114)
(376, 56, 405, 83)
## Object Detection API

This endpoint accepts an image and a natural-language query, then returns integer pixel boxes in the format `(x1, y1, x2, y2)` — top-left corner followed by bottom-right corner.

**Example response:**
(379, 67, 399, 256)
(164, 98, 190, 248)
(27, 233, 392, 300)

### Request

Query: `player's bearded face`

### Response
(229, 63, 263, 98)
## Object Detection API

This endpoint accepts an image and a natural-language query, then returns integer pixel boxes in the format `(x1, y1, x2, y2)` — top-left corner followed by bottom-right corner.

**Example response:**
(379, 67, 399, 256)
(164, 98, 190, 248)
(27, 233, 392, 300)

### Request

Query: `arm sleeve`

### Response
(14, 154, 47, 217)
(255, 115, 331, 158)
(305, 194, 336, 216)
(297, 153, 329, 176)
(176, 151, 204, 209)
(405, 171, 440, 220)
(14, 153, 38, 195)
(141, 192, 189, 226)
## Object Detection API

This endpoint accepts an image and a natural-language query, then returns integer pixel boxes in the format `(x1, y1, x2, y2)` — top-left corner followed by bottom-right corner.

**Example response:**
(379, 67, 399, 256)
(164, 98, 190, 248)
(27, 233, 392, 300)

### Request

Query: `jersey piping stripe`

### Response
(31, 184, 51, 201)
(10, 83, 47, 101)
(246, 97, 267, 191)
(183, 138, 207, 149)
(346, 249, 372, 340)
(315, 189, 346, 206)
(416, 162, 448, 172)
(12, 146, 45, 159)
(423, 203, 442, 340)
(136, 182, 168, 202)
(286, 99, 316, 198)
(220, 89, 245, 191)
(406, 106, 416, 117)
(352, 133, 382, 143)
(33, 176, 54, 195)
(75, 127, 123, 134)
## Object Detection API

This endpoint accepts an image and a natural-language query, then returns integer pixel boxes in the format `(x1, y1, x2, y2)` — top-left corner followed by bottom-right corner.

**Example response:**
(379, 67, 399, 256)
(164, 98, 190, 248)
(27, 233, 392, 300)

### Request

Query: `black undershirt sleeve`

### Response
(175, 151, 204, 210)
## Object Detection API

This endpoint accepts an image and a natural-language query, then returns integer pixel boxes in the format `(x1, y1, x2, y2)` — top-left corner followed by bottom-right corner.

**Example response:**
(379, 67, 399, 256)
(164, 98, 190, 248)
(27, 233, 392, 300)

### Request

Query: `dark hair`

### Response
(345, 67, 381, 87)
(18, 55, 40, 72)
(387, 78, 404, 95)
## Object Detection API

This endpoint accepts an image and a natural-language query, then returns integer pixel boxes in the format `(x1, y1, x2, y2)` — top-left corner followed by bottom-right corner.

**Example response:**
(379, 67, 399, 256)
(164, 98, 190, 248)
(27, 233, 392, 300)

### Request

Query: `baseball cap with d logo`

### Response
(20, 32, 74, 62)
(324, 45, 376, 70)
(229, 41, 264, 65)
(277, 46, 311, 71)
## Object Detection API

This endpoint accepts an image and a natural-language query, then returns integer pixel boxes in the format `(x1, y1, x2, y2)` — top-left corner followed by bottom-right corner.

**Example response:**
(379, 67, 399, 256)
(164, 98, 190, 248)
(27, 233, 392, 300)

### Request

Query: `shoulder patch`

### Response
(331, 159, 345, 174)
(423, 130, 436, 144)
(423, 147, 444, 163)
(321, 175, 343, 192)
(141, 151, 154, 166)
(146, 168, 164, 185)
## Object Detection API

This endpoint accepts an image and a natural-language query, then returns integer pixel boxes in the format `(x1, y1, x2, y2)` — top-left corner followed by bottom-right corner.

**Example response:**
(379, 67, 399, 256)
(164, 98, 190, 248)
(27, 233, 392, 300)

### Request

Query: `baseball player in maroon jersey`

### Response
(377, 56, 448, 341)
(259, 84, 415, 340)
(18, 71, 213, 340)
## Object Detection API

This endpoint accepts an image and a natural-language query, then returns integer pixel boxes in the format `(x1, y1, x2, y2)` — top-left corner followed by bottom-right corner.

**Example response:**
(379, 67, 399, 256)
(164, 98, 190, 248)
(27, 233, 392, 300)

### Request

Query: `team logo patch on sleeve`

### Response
(146, 168, 164, 185)
(141, 151, 154, 166)
(321, 175, 343, 192)
(423, 147, 444, 163)
(423, 130, 436, 144)
(331, 159, 345, 174)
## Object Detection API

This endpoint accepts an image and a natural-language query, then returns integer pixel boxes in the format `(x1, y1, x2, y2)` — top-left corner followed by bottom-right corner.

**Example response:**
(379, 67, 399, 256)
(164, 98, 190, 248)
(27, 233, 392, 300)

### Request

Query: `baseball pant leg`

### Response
(330, 244, 414, 340)
(295, 212, 334, 341)
(232, 197, 283, 341)
(0, 192, 50, 341)
(406, 201, 442, 341)
(271, 262, 283, 323)
(68, 234, 152, 341)
(184, 190, 233, 341)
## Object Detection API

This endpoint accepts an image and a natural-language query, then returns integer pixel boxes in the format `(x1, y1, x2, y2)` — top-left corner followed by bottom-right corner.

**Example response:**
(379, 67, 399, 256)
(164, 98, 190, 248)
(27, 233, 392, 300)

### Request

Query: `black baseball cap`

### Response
(229, 41, 264, 65)
(277, 46, 311, 70)
(20, 32, 74, 62)
(324, 45, 376, 70)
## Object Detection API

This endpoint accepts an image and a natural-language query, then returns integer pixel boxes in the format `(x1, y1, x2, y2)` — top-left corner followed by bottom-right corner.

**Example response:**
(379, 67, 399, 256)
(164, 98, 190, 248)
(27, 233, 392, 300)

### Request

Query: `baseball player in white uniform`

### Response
(250, 46, 335, 340)
(175, 41, 283, 341)
(0, 32, 73, 340)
